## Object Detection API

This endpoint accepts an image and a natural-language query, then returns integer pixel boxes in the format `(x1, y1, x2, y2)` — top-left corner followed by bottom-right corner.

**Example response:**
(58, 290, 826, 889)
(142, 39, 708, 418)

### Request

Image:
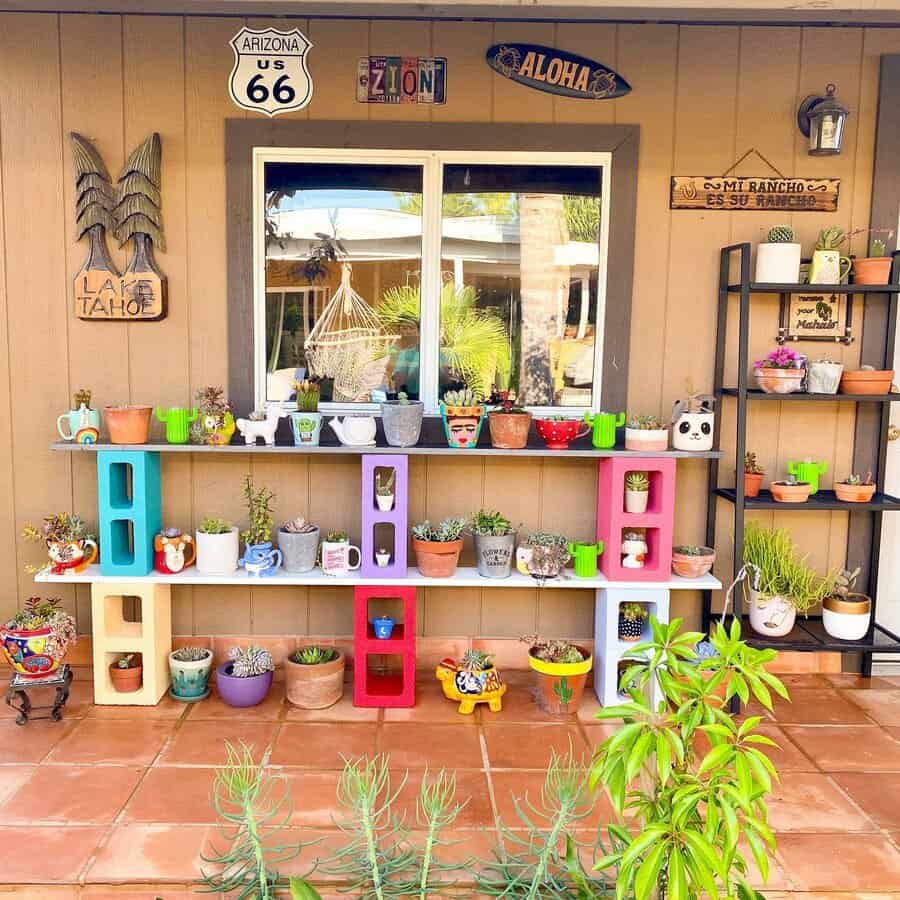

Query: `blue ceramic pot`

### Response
(373, 616, 395, 639)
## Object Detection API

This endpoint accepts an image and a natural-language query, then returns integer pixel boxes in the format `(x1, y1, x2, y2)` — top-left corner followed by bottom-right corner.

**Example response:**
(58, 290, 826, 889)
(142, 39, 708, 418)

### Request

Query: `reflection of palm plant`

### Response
(378, 283, 511, 399)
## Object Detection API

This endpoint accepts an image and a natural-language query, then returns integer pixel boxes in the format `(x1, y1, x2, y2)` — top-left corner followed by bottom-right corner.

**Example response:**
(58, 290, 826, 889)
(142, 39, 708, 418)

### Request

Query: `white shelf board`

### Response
(34, 564, 720, 591)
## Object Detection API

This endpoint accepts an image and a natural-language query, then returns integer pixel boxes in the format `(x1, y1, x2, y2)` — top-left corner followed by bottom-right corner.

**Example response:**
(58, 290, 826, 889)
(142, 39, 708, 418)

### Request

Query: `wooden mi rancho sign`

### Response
(670, 176, 840, 212)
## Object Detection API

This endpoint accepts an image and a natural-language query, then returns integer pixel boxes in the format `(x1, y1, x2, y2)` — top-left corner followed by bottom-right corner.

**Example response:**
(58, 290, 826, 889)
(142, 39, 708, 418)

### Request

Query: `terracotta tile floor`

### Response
(3, 672, 900, 898)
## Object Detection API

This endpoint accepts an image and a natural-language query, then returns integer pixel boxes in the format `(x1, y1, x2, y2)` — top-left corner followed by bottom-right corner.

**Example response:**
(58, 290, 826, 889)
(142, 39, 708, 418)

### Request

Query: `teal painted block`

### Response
(97, 450, 162, 576)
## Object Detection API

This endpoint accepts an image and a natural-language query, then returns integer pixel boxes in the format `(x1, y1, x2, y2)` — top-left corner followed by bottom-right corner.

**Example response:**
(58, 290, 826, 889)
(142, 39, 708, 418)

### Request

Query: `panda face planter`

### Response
(672, 411, 714, 451)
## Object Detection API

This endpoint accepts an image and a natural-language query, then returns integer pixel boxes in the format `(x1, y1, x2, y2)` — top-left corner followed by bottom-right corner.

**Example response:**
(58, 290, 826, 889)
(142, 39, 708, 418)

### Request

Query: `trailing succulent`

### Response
(412, 518, 466, 543)
(523, 530, 567, 548)
(291, 645, 338, 666)
(228, 645, 275, 678)
(520, 634, 585, 664)
(22, 512, 94, 546)
(241, 474, 275, 547)
(468, 509, 514, 536)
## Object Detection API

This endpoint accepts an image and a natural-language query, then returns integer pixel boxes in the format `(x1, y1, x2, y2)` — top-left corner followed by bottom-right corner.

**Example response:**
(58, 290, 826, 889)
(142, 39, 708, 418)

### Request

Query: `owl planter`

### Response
(671, 393, 715, 452)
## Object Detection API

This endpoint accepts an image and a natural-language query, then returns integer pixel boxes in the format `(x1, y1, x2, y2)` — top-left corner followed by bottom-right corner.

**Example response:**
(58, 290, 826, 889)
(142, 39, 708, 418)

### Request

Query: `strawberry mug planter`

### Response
(535, 418, 590, 450)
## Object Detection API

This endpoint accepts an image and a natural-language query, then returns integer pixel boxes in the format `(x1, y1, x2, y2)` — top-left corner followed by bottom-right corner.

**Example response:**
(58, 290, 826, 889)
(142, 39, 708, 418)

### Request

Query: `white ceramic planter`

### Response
(376, 494, 394, 512)
(625, 428, 668, 452)
(747, 588, 796, 638)
(195, 527, 239, 575)
(755, 242, 801, 284)
(672, 411, 714, 451)
(807, 361, 843, 394)
(823, 594, 871, 641)
(624, 490, 649, 513)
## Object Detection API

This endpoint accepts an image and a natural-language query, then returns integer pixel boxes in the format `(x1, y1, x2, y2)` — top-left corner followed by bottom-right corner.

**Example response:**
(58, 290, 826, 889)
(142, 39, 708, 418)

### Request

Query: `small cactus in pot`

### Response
(169, 645, 213, 701)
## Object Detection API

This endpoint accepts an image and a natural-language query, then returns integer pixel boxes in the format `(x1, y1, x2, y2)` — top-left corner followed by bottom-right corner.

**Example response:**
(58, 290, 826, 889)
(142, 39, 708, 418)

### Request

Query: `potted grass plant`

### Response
(411, 518, 465, 577)
(169, 646, 213, 701)
(217, 645, 274, 707)
(290, 379, 322, 446)
(487, 391, 532, 449)
(195, 516, 239, 575)
(521, 634, 593, 715)
(469, 509, 517, 579)
(284, 645, 345, 709)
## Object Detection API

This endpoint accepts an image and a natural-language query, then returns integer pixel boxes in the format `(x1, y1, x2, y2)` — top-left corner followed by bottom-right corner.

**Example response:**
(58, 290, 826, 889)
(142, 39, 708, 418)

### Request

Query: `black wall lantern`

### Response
(797, 83, 849, 156)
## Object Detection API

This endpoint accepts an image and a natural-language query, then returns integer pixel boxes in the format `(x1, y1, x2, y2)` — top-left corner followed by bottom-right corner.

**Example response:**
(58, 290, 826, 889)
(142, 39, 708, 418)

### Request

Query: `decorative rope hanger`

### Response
(721, 148, 787, 179)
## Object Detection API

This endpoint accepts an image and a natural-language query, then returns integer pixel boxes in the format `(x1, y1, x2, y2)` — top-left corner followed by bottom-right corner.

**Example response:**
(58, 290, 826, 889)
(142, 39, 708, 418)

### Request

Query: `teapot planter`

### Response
(239, 541, 282, 577)
(156, 407, 198, 444)
(329, 415, 377, 447)
(583, 411, 625, 449)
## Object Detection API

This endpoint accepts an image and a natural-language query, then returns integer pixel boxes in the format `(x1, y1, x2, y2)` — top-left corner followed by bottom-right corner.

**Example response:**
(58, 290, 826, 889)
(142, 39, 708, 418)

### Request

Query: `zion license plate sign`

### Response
(229, 27, 313, 116)
(357, 57, 447, 104)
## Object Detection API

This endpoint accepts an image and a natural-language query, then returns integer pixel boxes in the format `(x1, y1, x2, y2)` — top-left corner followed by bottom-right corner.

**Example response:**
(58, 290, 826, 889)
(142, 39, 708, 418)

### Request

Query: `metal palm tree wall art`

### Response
(71, 131, 167, 321)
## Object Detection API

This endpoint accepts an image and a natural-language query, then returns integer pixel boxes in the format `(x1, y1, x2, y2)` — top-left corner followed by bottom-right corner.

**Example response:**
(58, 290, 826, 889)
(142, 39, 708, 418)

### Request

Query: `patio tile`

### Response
(185, 686, 286, 721)
(47, 719, 174, 765)
(785, 725, 900, 771)
(85, 824, 219, 882)
(766, 772, 875, 832)
(582, 722, 623, 751)
(272, 722, 378, 768)
(79, 889, 197, 900)
(123, 766, 217, 823)
(844, 690, 900, 726)
(284, 770, 343, 826)
(752, 723, 819, 772)
(0, 718, 74, 763)
(87, 693, 189, 719)
(776, 833, 900, 891)
(826, 673, 900, 690)
(0, 764, 36, 803)
(390, 769, 494, 829)
(285, 691, 378, 722)
(832, 773, 900, 829)
(380, 722, 484, 769)
(0, 764, 144, 824)
(384, 679, 481, 724)
(0, 825, 105, 882)
(482, 722, 587, 769)
(776, 673, 834, 689)
(158, 719, 278, 766)
(767, 687, 874, 725)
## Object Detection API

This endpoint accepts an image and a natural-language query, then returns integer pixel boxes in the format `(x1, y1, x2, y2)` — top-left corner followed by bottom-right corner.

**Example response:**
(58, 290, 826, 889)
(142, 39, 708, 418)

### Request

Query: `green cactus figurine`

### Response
(156, 406, 198, 444)
(583, 411, 625, 449)
(787, 459, 827, 495)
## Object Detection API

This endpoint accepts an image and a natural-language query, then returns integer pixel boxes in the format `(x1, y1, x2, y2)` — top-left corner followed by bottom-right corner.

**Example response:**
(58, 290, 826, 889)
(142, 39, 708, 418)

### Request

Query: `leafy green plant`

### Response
(590, 616, 788, 900)
(469, 508, 515, 536)
(199, 516, 232, 535)
(291, 645, 339, 665)
(626, 415, 665, 431)
(411, 518, 466, 543)
(241, 474, 275, 547)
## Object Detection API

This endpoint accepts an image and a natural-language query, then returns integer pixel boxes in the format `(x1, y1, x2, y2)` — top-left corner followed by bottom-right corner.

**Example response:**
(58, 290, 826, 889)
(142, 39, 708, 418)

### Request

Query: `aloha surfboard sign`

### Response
(485, 43, 630, 100)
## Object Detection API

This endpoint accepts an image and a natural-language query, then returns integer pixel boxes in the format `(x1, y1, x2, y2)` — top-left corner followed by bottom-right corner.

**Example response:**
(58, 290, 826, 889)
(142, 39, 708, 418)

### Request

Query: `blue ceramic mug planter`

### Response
(373, 615, 395, 639)
(239, 542, 282, 577)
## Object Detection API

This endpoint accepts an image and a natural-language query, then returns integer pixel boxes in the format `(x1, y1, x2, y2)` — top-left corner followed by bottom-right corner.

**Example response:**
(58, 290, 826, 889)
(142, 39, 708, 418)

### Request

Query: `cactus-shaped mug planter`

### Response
(567, 540, 604, 578)
(583, 411, 625, 449)
(787, 459, 827, 495)
(156, 406, 198, 444)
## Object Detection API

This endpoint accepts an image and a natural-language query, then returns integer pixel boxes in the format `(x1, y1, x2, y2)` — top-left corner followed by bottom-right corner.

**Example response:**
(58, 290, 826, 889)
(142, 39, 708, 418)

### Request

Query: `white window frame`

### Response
(252, 146, 612, 416)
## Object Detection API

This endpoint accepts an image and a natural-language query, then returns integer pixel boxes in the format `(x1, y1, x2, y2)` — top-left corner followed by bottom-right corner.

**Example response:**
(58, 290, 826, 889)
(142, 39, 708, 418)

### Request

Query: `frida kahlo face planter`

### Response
(440, 403, 486, 448)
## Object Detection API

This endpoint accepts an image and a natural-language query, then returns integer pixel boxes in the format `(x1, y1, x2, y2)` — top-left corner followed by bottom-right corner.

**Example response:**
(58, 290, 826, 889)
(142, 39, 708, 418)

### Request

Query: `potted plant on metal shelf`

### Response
(624, 414, 669, 451)
(469, 509, 517, 579)
(618, 602, 648, 642)
(744, 451, 765, 497)
(320, 531, 361, 576)
(755, 224, 802, 283)
(168, 646, 213, 702)
(290, 378, 322, 446)
(770, 473, 812, 503)
(672, 544, 716, 578)
(835, 470, 876, 503)
(823, 566, 871, 641)
(754, 346, 806, 394)
(104, 403, 153, 444)
(411, 518, 465, 577)
(195, 516, 239, 575)
(807, 356, 844, 394)
(852, 230, 894, 284)
(624, 470, 649, 512)
(743, 521, 828, 637)
(285, 644, 345, 709)
(487, 390, 532, 449)
(840, 363, 896, 396)
(375, 469, 395, 512)
(22, 513, 98, 575)
(670, 389, 715, 452)
(787, 458, 827, 495)
(110, 652, 142, 693)
(0, 596, 76, 679)
(238, 474, 281, 577)
(440, 387, 486, 449)
(277, 516, 319, 574)
(809, 225, 851, 284)
(381, 391, 424, 448)
(515, 530, 568, 578)
(190, 385, 235, 446)
(521, 634, 593, 715)
(217, 644, 274, 707)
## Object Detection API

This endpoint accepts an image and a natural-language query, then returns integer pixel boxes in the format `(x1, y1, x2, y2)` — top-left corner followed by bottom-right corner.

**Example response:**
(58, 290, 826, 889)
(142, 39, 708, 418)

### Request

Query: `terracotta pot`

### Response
(744, 472, 764, 498)
(109, 654, 142, 693)
(105, 405, 153, 444)
(528, 647, 593, 715)
(770, 481, 811, 503)
(839, 369, 895, 395)
(834, 482, 876, 503)
(413, 538, 463, 577)
(747, 589, 796, 638)
(823, 593, 872, 641)
(488, 411, 532, 449)
(624, 427, 669, 452)
(852, 256, 892, 285)
(671, 546, 715, 578)
(754, 368, 805, 394)
(285, 650, 345, 709)
(535, 418, 590, 450)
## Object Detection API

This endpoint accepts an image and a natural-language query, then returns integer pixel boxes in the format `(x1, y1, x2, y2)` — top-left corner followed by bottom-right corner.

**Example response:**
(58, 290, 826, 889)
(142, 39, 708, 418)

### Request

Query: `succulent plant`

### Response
(291, 645, 338, 665)
(198, 516, 232, 535)
(282, 516, 317, 534)
(375, 470, 396, 496)
(411, 518, 466, 543)
(829, 566, 862, 601)
(526, 543, 571, 582)
(115, 653, 137, 669)
(6, 597, 77, 661)
(240, 474, 275, 547)
(620, 602, 649, 621)
(624, 471, 649, 492)
(766, 225, 795, 243)
(460, 649, 493, 672)
(816, 225, 846, 251)
(841, 471, 874, 486)
(443, 387, 482, 407)
(520, 634, 584, 665)
(744, 452, 765, 475)
(626, 414, 665, 430)
(228, 644, 275, 678)
(489, 389, 526, 414)
(326, 530, 349, 543)
(673, 545, 712, 556)
(871, 238, 888, 258)
(468, 508, 514, 536)
(293, 378, 320, 413)
(171, 646, 211, 662)
(73, 388, 93, 409)
(22, 513, 94, 546)
(524, 531, 567, 548)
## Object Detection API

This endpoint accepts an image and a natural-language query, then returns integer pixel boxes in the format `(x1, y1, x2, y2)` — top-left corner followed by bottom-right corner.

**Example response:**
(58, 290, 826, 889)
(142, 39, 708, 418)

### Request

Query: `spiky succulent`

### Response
(842, 470, 873, 486)
(816, 225, 845, 251)
(412, 518, 466, 542)
(199, 517, 232, 535)
(521, 634, 584, 664)
(291, 645, 338, 665)
(626, 414, 665, 430)
(766, 225, 794, 243)
(293, 379, 320, 413)
(172, 646, 211, 662)
(460, 649, 493, 672)
(73, 388, 93, 409)
(620, 602, 649, 621)
(443, 387, 482, 407)
(744, 452, 765, 475)
(228, 645, 275, 678)
(326, 531, 349, 543)
(469, 508, 514, 536)
(624, 471, 649, 492)
(281, 516, 317, 534)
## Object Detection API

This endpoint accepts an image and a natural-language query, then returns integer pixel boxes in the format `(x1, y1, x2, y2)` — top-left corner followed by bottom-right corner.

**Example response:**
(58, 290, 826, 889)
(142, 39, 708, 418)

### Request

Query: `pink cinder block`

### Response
(353, 585, 416, 707)
(360, 455, 408, 578)
(597, 457, 676, 582)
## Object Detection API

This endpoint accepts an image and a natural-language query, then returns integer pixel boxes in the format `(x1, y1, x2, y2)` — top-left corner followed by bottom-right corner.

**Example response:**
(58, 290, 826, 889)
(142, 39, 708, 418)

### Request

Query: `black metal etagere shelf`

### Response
(705, 242, 900, 672)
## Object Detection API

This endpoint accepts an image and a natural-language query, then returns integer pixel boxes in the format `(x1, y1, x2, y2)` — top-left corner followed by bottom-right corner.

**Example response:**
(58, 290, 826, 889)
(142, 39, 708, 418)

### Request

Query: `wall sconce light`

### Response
(797, 83, 849, 156)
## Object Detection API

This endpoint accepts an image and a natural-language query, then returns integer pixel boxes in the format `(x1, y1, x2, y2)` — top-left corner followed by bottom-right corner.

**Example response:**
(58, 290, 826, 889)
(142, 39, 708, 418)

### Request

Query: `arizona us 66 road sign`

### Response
(229, 27, 313, 117)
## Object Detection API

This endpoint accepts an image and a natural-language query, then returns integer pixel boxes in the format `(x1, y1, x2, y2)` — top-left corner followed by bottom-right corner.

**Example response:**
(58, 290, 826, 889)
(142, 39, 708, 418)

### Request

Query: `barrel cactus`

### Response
(766, 225, 795, 243)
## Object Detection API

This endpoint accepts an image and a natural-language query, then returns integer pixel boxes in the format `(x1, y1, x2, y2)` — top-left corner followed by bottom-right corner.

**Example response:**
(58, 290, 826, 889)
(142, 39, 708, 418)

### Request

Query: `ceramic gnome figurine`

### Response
(621, 530, 647, 568)
(671, 390, 715, 452)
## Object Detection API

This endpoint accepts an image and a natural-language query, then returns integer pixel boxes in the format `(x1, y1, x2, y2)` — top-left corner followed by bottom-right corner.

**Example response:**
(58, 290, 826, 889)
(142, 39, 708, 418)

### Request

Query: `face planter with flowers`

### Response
(670, 392, 715, 452)
(22, 513, 97, 575)
(754, 346, 806, 394)
(0, 596, 76, 679)
(440, 388, 486, 449)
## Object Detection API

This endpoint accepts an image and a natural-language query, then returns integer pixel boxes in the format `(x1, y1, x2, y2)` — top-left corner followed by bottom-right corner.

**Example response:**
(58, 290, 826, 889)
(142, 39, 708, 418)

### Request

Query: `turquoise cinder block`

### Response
(96, 450, 162, 576)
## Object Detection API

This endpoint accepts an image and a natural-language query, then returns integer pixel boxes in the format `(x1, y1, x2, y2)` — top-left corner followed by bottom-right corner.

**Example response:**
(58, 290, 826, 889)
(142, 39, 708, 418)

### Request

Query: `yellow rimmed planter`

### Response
(527, 648, 593, 715)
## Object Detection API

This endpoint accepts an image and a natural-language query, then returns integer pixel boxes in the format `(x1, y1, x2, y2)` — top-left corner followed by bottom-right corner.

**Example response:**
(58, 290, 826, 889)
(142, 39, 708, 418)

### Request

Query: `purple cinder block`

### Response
(361, 455, 408, 577)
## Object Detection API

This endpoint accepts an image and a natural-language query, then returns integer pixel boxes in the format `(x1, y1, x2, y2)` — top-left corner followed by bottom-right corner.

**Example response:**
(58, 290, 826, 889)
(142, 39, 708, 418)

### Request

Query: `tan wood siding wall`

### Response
(0, 13, 893, 638)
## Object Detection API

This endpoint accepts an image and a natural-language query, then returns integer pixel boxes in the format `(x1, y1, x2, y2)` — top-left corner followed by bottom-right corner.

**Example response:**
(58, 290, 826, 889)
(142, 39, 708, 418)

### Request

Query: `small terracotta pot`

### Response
(109, 654, 142, 693)
(852, 256, 892, 285)
(671, 546, 715, 578)
(770, 481, 811, 503)
(413, 538, 463, 577)
(488, 411, 532, 449)
(284, 650, 345, 709)
(105, 405, 153, 444)
(754, 368, 805, 394)
(835, 482, 876, 503)
(744, 472, 764, 498)
(839, 369, 895, 395)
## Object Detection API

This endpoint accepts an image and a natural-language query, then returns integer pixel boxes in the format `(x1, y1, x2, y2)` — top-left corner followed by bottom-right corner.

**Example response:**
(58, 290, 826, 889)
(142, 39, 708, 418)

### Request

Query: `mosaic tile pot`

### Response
(0, 626, 62, 678)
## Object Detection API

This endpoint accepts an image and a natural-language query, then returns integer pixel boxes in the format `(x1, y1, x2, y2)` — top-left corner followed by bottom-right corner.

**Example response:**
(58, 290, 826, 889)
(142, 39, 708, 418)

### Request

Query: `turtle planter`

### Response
(435, 657, 506, 715)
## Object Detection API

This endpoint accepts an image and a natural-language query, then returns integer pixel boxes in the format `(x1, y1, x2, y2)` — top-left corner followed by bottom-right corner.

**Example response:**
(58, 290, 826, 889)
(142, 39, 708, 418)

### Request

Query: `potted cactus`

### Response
(195, 516, 240, 575)
(487, 391, 532, 449)
(290, 379, 322, 446)
(807, 357, 844, 394)
(617, 602, 648, 641)
(469, 509, 517, 579)
(852, 231, 894, 284)
(671, 544, 716, 578)
(521, 634, 593, 715)
(277, 516, 319, 574)
(168, 646, 213, 701)
(624, 415, 668, 451)
(835, 471, 876, 503)
(110, 652, 142, 693)
(216, 645, 274, 707)
(284, 645, 345, 709)
(411, 518, 465, 577)
(744, 452, 765, 498)
(375, 469, 395, 512)
(624, 471, 649, 513)
(440, 387, 486, 448)
(753, 346, 806, 394)
(755, 224, 802, 284)
(823, 567, 871, 641)
(381, 391, 424, 448)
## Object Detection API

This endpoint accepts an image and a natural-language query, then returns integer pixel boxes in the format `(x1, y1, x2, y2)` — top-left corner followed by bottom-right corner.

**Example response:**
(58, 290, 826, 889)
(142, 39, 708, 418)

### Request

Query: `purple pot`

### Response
(215, 662, 273, 707)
